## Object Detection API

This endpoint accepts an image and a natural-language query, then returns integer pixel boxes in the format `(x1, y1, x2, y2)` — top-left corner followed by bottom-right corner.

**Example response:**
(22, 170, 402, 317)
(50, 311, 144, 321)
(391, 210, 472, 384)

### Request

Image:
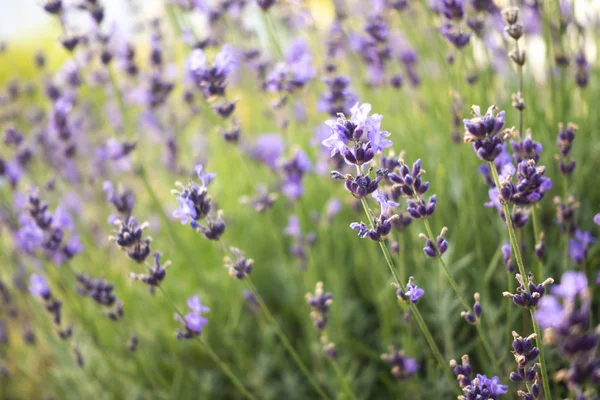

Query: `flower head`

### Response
(177, 295, 209, 339)
(322, 102, 391, 164)
(381, 346, 418, 380)
(29, 274, 51, 299)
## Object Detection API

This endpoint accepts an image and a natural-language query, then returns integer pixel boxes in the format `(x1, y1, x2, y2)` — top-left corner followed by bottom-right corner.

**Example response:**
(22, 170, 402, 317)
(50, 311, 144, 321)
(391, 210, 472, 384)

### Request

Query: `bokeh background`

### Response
(1, 1, 599, 399)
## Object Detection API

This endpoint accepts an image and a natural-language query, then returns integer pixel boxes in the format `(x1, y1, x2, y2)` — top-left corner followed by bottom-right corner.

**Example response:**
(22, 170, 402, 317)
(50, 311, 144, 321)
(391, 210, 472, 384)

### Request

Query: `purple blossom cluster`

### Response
(535, 272, 599, 395)
(15, 189, 83, 265)
(451, 355, 508, 399)
(305, 282, 333, 331)
(29, 274, 72, 340)
(381, 346, 419, 380)
(176, 295, 210, 339)
(76, 274, 123, 321)
(0, 0, 598, 398)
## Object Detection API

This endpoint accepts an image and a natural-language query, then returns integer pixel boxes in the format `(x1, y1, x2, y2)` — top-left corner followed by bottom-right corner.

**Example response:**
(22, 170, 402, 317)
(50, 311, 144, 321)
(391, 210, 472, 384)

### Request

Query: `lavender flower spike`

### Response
(176, 295, 209, 339)
(322, 102, 391, 165)
(29, 274, 51, 299)
(394, 276, 424, 303)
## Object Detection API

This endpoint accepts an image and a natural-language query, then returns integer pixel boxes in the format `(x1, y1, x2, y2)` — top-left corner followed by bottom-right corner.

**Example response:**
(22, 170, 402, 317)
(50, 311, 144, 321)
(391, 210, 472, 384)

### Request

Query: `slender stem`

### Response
(245, 278, 330, 400)
(354, 167, 456, 391)
(422, 221, 469, 309)
(157, 286, 256, 399)
(515, 39, 524, 137)
(199, 337, 257, 400)
(531, 206, 544, 280)
(488, 162, 552, 400)
(329, 359, 358, 400)
(422, 219, 499, 373)
(377, 240, 457, 391)
(530, 309, 552, 400)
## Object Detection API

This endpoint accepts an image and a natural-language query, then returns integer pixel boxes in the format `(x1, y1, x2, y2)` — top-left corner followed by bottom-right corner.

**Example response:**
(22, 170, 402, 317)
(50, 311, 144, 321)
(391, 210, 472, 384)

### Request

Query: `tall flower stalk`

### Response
(171, 167, 330, 399)
(463, 104, 552, 400)
(356, 190, 456, 389)
(321, 102, 457, 390)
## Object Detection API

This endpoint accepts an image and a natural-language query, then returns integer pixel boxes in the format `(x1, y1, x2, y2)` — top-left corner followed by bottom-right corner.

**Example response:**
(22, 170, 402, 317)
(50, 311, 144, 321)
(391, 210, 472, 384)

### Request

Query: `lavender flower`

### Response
(239, 186, 278, 213)
(501, 242, 514, 272)
(350, 211, 397, 241)
(109, 217, 152, 263)
(387, 159, 430, 199)
(509, 331, 541, 398)
(250, 134, 284, 170)
(129, 252, 172, 288)
(594, 213, 600, 225)
(511, 132, 542, 163)
(451, 355, 508, 399)
(394, 277, 424, 303)
(322, 102, 391, 164)
(190, 210, 226, 240)
(463, 105, 509, 161)
(510, 160, 552, 206)
(172, 165, 215, 225)
(266, 39, 315, 93)
(574, 50, 590, 88)
(176, 295, 209, 339)
(503, 273, 554, 309)
(317, 75, 358, 117)
(280, 149, 312, 200)
(441, 24, 471, 49)
(535, 271, 598, 396)
(556, 123, 577, 177)
(103, 181, 135, 220)
(76, 274, 123, 320)
(305, 282, 333, 331)
(29, 274, 69, 338)
(461, 293, 483, 324)
(224, 247, 253, 280)
(29, 274, 51, 299)
(331, 168, 384, 199)
(568, 230, 595, 264)
(381, 346, 418, 380)
(420, 227, 448, 258)
(187, 45, 237, 98)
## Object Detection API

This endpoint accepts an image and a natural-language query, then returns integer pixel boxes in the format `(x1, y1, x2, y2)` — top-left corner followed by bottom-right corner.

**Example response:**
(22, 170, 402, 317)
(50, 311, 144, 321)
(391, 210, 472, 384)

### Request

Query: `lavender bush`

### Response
(0, 0, 599, 399)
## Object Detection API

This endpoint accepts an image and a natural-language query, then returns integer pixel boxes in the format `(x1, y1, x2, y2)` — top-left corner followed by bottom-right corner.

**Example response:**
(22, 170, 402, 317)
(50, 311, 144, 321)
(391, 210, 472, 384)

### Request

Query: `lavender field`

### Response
(0, 0, 599, 399)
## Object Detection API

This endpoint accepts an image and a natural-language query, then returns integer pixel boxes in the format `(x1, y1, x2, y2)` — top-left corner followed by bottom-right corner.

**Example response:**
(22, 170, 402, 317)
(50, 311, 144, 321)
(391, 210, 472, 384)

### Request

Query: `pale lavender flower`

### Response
(284, 215, 302, 238)
(178, 295, 209, 337)
(322, 102, 392, 163)
(568, 230, 595, 264)
(372, 190, 399, 214)
(552, 270, 588, 299)
(29, 274, 51, 299)
(535, 296, 564, 329)
(594, 213, 600, 225)
(250, 134, 284, 170)
(195, 164, 216, 187)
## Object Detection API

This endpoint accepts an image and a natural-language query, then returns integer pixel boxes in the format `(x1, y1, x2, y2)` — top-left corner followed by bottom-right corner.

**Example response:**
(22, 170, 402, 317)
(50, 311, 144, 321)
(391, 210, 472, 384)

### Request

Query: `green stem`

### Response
(530, 309, 552, 400)
(329, 359, 358, 400)
(531, 207, 544, 280)
(422, 219, 498, 373)
(488, 162, 552, 400)
(356, 197, 456, 392)
(245, 278, 330, 400)
(199, 337, 257, 400)
(157, 286, 256, 400)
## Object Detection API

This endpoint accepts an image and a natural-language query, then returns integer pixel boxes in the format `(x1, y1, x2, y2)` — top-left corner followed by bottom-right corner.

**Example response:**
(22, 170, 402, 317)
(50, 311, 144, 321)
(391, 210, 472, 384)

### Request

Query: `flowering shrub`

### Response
(0, 0, 599, 399)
